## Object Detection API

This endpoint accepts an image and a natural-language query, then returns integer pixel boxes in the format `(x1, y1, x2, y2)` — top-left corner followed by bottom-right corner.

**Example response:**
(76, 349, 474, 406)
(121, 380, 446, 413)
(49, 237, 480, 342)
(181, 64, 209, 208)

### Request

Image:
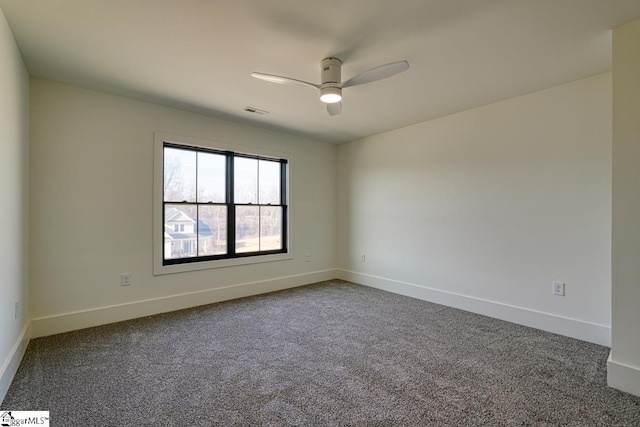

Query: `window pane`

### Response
(260, 206, 282, 251)
(234, 157, 257, 204)
(236, 206, 259, 253)
(164, 147, 196, 202)
(197, 152, 226, 203)
(198, 205, 227, 256)
(164, 204, 197, 259)
(259, 160, 281, 205)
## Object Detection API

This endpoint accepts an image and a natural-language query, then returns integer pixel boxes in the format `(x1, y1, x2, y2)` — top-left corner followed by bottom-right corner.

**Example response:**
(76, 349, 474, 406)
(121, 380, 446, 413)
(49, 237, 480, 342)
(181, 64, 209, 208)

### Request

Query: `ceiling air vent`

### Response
(243, 106, 269, 115)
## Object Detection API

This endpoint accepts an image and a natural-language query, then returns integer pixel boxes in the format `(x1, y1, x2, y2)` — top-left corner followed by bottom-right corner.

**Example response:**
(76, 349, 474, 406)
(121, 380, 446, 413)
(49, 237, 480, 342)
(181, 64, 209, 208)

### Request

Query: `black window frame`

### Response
(162, 142, 288, 266)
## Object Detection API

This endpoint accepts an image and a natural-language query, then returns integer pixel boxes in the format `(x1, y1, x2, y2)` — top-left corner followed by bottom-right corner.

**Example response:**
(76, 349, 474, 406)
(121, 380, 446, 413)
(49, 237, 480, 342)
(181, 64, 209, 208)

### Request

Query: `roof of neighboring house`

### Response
(197, 219, 213, 237)
(169, 233, 196, 240)
(165, 207, 195, 223)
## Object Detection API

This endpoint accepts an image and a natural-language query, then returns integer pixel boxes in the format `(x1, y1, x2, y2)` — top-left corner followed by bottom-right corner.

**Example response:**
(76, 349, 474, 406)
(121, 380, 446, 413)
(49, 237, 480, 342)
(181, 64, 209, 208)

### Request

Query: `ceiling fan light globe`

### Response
(320, 86, 342, 103)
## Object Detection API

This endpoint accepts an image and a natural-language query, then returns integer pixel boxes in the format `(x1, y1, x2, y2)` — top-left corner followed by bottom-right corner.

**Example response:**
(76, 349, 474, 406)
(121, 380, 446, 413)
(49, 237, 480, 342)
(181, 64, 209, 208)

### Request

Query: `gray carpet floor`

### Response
(2, 280, 639, 426)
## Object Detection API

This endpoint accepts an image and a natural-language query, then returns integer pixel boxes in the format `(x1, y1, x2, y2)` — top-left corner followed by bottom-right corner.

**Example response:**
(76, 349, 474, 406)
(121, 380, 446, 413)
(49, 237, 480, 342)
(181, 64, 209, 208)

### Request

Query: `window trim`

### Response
(153, 132, 293, 276)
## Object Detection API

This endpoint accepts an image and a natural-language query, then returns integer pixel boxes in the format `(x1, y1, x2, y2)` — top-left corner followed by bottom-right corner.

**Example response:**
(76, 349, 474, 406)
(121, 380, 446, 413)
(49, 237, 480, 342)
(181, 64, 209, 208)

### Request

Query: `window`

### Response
(161, 141, 288, 267)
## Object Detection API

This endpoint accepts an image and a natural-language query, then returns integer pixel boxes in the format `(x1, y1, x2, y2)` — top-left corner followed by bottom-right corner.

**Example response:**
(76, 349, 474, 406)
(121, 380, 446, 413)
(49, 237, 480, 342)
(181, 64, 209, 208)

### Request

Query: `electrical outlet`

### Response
(305, 253, 311, 262)
(14, 301, 19, 319)
(360, 254, 366, 263)
(121, 273, 132, 287)
(552, 281, 565, 296)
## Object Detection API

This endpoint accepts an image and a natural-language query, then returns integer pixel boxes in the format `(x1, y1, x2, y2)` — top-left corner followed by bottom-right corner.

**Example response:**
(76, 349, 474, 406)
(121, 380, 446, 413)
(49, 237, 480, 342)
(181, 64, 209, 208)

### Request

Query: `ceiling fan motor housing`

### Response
(321, 57, 341, 84)
(320, 57, 342, 103)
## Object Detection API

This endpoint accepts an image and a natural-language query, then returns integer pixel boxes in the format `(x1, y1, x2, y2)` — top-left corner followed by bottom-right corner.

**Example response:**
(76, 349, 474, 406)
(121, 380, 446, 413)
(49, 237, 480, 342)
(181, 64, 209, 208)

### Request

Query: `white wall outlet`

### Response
(14, 301, 19, 319)
(121, 273, 132, 286)
(552, 281, 565, 296)
(305, 253, 311, 262)
(360, 254, 366, 263)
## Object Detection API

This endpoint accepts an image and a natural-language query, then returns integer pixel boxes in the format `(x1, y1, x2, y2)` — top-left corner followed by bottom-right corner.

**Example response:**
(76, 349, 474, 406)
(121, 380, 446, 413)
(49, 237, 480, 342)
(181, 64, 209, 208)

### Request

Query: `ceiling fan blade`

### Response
(327, 102, 342, 116)
(251, 72, 319, 90)
(342, 60, 409, 88)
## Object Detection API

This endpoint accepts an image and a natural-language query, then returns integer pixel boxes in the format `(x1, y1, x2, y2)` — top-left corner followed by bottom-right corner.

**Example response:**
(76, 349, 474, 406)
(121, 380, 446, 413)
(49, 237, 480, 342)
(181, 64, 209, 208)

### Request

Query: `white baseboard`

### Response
(337, 269, 611, 347)
(0, 322, 31, 404)
(31, 269, 337, 338)
(608, 352, 640, 397)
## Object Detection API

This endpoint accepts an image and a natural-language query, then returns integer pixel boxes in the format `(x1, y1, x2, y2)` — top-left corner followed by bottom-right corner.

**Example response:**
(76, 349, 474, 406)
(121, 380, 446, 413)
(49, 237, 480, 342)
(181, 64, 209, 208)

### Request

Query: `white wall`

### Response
(337, 74, 612, 346)
(0, 6, 30, 403)
(29, 79, 336, 337)
(609, 17, 640, 397)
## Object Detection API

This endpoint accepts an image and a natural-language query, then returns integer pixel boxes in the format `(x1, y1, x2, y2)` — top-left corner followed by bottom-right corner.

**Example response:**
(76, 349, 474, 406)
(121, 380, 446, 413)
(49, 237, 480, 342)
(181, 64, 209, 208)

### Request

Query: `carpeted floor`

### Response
(2, 280, 639, 426)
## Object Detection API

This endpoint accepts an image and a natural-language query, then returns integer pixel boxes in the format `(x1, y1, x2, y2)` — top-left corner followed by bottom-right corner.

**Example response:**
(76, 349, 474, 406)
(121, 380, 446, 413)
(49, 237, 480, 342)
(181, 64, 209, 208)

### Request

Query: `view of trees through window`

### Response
(163, 144, 286, 264)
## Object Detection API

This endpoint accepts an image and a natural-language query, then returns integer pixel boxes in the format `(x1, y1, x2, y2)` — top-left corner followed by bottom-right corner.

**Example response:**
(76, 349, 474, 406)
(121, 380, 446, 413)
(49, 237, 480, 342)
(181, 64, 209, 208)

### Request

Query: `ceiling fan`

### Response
(251, 58, 409, 116)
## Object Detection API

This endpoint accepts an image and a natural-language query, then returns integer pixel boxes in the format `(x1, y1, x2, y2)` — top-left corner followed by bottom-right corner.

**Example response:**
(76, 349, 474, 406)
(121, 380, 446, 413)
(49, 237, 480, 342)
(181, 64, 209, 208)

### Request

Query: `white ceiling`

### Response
(2, 0, 640, 144)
